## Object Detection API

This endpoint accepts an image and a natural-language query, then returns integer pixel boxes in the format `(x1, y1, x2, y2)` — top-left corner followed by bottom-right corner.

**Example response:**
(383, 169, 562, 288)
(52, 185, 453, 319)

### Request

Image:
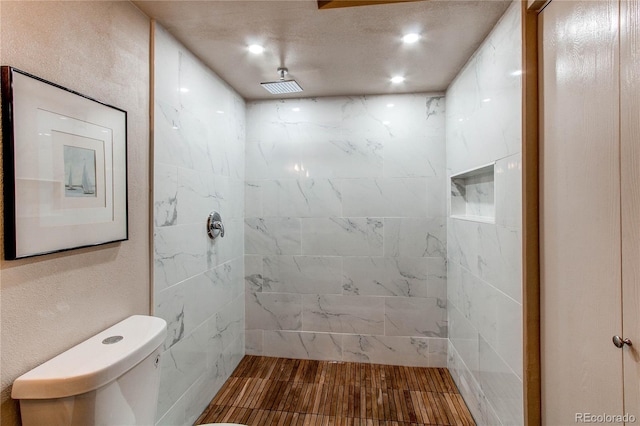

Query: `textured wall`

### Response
(152, 24, 246, 426)
(244, 94, 448, 367)
(0, 2, 151, 425)
(445, 3, 523, 425)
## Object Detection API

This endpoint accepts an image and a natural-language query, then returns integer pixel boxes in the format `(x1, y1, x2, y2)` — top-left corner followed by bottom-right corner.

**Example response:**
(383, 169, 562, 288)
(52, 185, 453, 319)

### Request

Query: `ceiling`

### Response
(134, 0, 511, 100)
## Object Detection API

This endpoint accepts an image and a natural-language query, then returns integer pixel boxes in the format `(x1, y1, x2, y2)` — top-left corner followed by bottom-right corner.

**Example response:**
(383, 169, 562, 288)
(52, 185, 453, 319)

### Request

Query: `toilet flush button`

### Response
(102, 336, 124, 345)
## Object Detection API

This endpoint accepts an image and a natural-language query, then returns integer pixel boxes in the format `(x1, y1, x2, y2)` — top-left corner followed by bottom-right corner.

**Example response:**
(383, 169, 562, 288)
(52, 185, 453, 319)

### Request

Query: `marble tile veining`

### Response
(301, 217, 383, 256)
(245, 93, 448, 370)
(153, 23, 246, 426)
(446, 3, 523, 426)
(302, 294, 384, 335)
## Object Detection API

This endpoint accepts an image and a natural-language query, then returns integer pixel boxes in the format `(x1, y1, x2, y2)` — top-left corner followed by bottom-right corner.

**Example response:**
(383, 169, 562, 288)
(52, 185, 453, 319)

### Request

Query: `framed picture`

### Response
(1, 67, 128, 259)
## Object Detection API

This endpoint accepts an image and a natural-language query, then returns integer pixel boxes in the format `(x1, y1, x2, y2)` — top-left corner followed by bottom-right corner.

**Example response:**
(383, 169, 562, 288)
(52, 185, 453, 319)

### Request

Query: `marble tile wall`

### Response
(245, 94, 448, 367)
(153, 25, 245, 426)
(445, 3, 523, 425)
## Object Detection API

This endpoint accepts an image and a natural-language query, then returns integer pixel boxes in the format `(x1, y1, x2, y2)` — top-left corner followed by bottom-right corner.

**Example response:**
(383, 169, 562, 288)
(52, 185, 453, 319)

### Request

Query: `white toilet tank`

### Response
(12, 315, 167, 426)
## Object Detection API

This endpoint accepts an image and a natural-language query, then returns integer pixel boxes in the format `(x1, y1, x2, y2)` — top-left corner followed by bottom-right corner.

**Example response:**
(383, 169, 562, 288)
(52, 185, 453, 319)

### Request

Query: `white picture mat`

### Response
(10, 71, 127, 258)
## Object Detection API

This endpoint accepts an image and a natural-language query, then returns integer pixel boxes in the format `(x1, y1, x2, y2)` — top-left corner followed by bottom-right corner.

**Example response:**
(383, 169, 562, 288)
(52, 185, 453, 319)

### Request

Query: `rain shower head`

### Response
(261, 67, 303, 95)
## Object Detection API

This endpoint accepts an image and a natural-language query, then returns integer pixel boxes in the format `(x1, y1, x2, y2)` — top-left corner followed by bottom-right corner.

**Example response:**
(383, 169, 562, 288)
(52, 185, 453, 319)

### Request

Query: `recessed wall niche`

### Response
(450, 163, 495, 223)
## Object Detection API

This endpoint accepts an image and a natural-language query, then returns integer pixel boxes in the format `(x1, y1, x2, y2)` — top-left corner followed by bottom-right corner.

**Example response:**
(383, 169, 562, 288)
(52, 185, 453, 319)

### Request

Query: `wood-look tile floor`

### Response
(196, 356, 475, 426)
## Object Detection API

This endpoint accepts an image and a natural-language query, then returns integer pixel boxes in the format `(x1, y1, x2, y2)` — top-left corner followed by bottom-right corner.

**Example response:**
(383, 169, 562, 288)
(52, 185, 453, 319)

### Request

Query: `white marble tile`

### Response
(383, 135, 446, 178)
(339, 94, 444, 142)
(495, 153, 522, 229)
(448, 301, 480, 380)
(464, 271, 523, 379)
(156, 324, 209, 421)
(245, 292, 302, 331)
(426, 177, 448, 218)
(340, 178, 428, 217)
(427, 337, 448, 368)
(154, 23, 246, 426)
(262, 179, 342, 218)
(263, 331, 343, 361)
(246, 98, 344, 144)
(245, 140, 302, 180)
(154, 163, 178, 227)
(477, 223, 522, 303)
(301, 218, 383, 256)
(426, 257, 447, 299)
(205, 258, 244, 312)
(244, 217, 301, 255)
(300, 139, 383, 179)
(446, 4, 523, 423)
(245, 180, 263, 218)
(446, 260, 463, 312)
(154, 25, 181, 107)
(263, 255, 343, 294)
(385, 297, 447, 338)
(207, 217, 244, 269)
(342, 335, 445, 367)
(447, 217, 480, 275)
(446, 2, 522, 175)
(156, 396, 186, 426)
(154, 223, 207, 291)
(209, 294, 244, 352)
(244, 255, 263, 293)
(156, 258, 243, 350)
(220, 334, 244, 378)
(155, 281, 186, 351)
(183, 372, 222, 426)
(228, 177, 245, 219)
(176, 168, 228, 226)
(245, 329, 263, 355)
(447, 341, 501, 426)
(302, 294, 384, 335)
(479, 335, 523, 426)
(342, 257, 429, 298)
(384, 217, 446, 258)
(154, 101, 192, 170)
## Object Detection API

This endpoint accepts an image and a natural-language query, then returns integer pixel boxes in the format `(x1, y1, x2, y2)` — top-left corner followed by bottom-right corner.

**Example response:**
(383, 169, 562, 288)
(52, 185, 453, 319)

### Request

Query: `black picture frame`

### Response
(1, 66, 128, 260)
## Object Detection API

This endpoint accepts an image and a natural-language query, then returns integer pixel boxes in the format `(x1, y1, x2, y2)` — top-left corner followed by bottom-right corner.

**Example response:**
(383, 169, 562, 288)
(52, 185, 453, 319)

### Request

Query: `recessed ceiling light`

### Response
(216, 110, 225, 114)
(402, 33, 420, 44)
(390, 76, 405, 84)
(387, 103, 395, 108)
(248, 44, 265, 54)
(179, 87, 189, 93)
(482, 98, 491, 103)
(292, 107, 300, 112)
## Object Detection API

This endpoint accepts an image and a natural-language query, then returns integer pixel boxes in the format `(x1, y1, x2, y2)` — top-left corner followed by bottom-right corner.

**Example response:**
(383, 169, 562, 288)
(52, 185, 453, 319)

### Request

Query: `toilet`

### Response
(12, 315, 167, 426)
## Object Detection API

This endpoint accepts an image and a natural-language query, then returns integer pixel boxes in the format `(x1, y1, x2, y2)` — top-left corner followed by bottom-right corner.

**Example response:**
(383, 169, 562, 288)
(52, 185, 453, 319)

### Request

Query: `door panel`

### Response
(540, 0, 623, 424)
(621, 0, 640, 419)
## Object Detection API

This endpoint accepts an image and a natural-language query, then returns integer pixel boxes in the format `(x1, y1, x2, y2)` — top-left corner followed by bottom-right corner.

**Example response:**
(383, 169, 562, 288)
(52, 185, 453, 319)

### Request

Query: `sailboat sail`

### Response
(81, 163, 95, 195)
(66, 167, 73, 189)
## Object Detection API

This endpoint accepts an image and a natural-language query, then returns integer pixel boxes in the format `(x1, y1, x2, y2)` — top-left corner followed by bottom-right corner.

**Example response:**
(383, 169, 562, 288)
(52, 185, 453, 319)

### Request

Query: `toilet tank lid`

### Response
(11, 315, 167, 400)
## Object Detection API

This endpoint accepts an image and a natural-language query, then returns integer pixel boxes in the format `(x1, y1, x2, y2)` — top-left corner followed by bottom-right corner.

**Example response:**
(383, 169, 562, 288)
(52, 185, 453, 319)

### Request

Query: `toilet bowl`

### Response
(12, 315, 167, 426)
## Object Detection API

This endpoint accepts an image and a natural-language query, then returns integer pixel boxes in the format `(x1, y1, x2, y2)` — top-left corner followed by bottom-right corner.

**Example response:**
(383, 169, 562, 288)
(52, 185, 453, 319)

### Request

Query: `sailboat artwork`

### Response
(64, 145, 97, 198)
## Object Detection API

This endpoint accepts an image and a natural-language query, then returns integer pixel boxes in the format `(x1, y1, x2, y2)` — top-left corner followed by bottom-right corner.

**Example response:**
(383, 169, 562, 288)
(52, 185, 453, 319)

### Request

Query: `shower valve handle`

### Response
(213, 221, 225, 237)
(207, 211, 225, 239)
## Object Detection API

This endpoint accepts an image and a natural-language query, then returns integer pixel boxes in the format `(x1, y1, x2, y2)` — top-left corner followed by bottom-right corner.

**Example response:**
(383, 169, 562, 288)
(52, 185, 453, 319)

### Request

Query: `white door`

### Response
(540, 0, 624, 424)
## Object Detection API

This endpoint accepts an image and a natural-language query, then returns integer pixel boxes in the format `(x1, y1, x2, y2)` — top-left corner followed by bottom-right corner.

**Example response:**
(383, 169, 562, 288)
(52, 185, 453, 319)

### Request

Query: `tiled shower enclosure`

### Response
(244, 94, 449, 366)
